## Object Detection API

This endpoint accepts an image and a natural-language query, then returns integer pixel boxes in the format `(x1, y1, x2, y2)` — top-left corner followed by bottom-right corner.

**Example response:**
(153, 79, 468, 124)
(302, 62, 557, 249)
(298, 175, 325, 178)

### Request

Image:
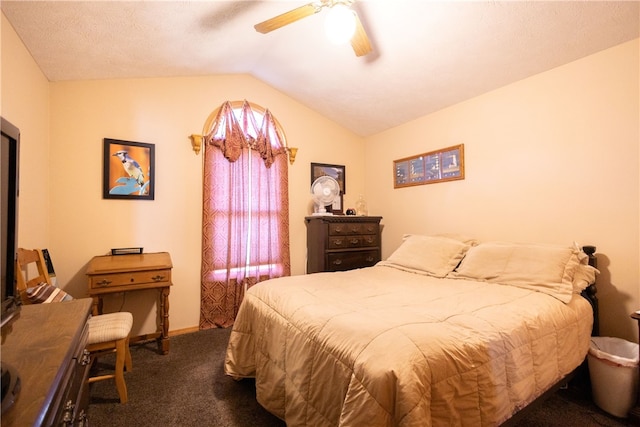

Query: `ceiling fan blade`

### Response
(254, 3, 320, 34)
(350, 12, 372, 57)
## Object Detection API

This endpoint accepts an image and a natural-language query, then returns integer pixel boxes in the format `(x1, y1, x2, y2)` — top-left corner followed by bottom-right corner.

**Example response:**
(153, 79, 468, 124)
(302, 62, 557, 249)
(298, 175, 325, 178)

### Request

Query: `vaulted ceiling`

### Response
(2, 1, 638, 136)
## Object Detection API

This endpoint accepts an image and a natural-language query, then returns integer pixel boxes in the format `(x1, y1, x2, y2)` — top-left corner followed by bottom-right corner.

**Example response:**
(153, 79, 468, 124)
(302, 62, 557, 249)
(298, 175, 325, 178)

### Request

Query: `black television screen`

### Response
(1, 117, 20, 328)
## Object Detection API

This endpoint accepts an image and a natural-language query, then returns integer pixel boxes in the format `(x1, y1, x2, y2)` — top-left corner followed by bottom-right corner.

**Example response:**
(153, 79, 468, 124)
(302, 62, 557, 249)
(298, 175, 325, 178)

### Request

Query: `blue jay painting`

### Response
(110, 150, 150, 196)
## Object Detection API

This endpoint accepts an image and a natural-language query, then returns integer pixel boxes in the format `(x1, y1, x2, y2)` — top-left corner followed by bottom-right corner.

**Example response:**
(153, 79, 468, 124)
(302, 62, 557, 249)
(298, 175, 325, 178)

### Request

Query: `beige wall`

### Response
(366, 39, 640, 341)
(1, 14, 50, 248)
(4, 11, 639, 342)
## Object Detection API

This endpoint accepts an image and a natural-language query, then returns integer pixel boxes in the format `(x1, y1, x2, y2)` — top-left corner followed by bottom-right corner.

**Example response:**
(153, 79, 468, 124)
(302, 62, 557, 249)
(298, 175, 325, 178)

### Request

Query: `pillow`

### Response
(572, 263, 599, 293)
(449, 242, 585, 303)
(26, 282, 73, 304)
(381, 235, 471, 278)
(433, 233, 479, 246)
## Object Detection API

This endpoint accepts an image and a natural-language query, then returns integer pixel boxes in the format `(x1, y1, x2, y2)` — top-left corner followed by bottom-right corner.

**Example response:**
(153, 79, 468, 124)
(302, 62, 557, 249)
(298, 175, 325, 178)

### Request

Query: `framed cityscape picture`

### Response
(394, 144, 464, 188)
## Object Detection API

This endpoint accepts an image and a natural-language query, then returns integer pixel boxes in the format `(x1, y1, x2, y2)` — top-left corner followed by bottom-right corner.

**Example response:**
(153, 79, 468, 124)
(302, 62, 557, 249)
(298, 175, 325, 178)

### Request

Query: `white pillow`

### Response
(381, 235, 471, 278)
(449, 241, 586, 303)
(572, 263, 599, 293)
(433, 233, 478, 246)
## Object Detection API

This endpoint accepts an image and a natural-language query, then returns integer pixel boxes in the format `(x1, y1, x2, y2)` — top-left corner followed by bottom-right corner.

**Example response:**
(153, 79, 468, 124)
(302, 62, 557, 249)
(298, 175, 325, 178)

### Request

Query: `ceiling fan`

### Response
(254, 0, 372, 57)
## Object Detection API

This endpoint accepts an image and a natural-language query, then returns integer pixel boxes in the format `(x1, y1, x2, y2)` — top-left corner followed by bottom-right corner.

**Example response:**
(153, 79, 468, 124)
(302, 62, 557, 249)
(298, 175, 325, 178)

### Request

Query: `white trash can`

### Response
(588, 336, 639, 418)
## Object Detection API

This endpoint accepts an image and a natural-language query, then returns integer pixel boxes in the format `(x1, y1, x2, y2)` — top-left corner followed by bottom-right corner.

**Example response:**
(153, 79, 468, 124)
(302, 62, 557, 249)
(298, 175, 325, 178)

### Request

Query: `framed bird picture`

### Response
(103, 138, 155, 200)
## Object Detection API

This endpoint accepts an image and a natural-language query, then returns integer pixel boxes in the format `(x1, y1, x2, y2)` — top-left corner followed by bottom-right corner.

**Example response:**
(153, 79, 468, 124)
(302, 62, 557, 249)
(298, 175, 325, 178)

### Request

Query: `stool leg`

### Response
(124, 337, 133, 372)
(115, 338, 128, 404)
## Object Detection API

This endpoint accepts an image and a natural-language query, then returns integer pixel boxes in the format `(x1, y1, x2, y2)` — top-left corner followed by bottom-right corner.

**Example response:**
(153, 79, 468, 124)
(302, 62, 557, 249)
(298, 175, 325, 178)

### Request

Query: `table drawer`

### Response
(89, 269, 171, 289)
(326, 250, 380, 271)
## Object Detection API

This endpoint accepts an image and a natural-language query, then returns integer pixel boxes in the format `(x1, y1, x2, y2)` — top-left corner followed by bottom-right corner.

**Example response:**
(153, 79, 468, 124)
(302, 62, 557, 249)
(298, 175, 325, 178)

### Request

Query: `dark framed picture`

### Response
(310, 162, 346, 195)
(393, 144, 464, 188)
(103, 138, 155, 200)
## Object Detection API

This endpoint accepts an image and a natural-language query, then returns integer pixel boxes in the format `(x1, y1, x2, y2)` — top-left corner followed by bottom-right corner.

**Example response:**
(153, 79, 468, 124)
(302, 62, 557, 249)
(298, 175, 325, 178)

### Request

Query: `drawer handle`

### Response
(81, 349, 92, 366)
(332, 259, 342, 265)
(350, 227, 359, 233)
(364, 237, 374, 244)
(334, 239, 344, 246)
(152, 275, 165, 282)
(365, 256, 375, 262)
(77, 410, 88, 426)
(334, 226, 343, 233)
(96, 279, 112, 287)
(349, 238, 359, 245)
(63, 400, 75, 425)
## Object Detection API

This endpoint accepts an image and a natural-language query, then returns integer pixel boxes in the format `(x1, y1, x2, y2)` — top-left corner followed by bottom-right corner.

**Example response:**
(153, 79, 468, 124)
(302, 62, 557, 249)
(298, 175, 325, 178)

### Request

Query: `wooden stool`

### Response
(86, 312, 133, 404)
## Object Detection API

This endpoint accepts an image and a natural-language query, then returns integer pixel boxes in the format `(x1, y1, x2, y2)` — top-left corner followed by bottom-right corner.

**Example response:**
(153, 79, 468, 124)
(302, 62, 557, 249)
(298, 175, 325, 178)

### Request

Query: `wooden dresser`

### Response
(305, 216, 382, 274)
(1, 298, 93, 426)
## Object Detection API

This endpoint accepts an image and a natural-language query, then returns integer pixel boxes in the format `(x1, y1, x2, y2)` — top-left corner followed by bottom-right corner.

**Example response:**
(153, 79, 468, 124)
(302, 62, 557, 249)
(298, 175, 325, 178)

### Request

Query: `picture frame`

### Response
(324, 194, 343, 215)
(111, 247, 144, 256)
(103, 138, 155, 200)
(393, 144, 464, 188)
(310, 162, 346, 195)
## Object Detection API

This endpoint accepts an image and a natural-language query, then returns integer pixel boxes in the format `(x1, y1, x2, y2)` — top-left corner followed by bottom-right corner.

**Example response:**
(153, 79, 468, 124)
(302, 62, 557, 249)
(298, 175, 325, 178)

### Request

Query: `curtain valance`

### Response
(204, 100, 287, 168)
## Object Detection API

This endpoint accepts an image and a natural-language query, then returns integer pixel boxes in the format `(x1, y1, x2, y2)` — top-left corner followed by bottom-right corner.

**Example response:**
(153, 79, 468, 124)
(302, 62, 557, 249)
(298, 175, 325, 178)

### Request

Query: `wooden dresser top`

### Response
(305, 216, 382, 223)
(1, 299, 92, 426)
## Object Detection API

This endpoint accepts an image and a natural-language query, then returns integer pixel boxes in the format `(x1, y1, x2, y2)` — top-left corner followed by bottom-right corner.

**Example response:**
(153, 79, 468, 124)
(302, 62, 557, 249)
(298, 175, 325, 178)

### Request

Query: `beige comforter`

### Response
(225, 264, 593, 426)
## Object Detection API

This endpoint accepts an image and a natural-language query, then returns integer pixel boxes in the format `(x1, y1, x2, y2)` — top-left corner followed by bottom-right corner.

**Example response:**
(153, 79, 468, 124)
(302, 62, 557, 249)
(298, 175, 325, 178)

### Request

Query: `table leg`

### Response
(157, 287, 170, 355)
(91, 296, 102, 316)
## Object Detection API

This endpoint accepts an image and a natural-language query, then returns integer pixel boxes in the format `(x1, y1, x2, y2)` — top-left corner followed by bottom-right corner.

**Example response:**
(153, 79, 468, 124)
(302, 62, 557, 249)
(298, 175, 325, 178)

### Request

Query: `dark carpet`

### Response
(88, 328, 632, 426)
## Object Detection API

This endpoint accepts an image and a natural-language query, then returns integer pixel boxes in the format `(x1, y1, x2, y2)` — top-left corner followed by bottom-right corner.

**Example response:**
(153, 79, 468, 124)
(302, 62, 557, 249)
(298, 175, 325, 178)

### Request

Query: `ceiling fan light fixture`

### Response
(324, 4, 357, 45)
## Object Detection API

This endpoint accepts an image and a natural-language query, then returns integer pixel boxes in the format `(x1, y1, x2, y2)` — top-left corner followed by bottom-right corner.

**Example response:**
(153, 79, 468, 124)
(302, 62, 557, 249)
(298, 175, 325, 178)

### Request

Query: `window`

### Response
(199, 100, 291, 328)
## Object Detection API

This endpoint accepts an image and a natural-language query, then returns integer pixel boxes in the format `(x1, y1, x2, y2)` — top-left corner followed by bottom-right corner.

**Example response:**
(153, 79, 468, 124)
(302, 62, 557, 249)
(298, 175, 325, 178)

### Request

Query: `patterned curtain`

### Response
(200, 101, 291, 329)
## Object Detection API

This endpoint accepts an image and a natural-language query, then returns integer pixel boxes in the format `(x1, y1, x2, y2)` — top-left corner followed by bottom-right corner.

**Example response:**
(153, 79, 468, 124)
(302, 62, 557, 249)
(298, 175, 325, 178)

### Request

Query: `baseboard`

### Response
(168, 326, 201, 337)
(129, 326, 209, 345)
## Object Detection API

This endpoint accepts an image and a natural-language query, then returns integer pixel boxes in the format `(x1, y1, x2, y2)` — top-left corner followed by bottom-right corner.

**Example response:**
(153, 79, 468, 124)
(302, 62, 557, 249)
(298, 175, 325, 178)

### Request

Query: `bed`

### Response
(225, 235, 599, 426)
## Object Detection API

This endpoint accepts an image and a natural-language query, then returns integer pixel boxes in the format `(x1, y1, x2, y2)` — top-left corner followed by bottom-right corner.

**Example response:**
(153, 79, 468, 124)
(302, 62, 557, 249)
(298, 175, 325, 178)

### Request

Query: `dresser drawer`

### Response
(50, 321, 90, 426)
(54, 335, 91, 426)
(328, 222, 380, 236)
(89, 269, 171, 290)
(360, 234, 378, 246)
(328, 222, 379, 236)
(329, 235, 359, 249)
(329, 222, 360, 235)
(360, 222, 379, 235)
(326, 250, 380, 271)
(328, 234, 379, 249)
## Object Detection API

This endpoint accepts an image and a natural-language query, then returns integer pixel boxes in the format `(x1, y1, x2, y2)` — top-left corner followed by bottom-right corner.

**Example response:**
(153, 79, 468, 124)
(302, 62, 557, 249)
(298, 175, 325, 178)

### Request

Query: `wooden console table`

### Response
(86, 252, 172, 354)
